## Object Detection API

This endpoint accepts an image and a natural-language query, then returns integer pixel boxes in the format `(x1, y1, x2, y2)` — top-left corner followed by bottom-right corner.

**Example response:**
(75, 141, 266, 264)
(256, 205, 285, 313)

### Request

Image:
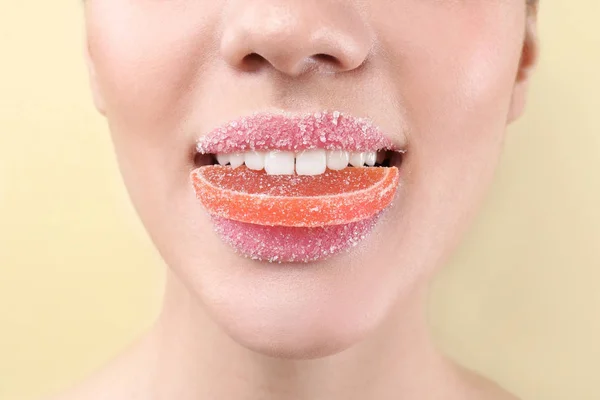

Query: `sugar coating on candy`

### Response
(195, 110, 399, 154)
(191, 165, 399, 227)
(198, 166, 383, 196)
(211, 214, 381, 263)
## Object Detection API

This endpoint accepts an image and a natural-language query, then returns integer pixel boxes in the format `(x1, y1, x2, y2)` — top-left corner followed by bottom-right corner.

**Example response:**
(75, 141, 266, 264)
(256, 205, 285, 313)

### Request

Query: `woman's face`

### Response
(85, 0, 535, 358)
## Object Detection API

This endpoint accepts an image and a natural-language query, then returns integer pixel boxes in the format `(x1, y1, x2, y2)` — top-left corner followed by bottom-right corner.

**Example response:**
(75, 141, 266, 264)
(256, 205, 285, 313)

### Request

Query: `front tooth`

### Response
(365, 152, 376, 166)
(245, 151, 266, 171)
(216, 153, 230, 166)
(326, 150, 349, 170)
(296, 149, 327, 176)
(349, 152, 366, 167)
(265, 151, 295, 175)
(228, 153, 245, 169)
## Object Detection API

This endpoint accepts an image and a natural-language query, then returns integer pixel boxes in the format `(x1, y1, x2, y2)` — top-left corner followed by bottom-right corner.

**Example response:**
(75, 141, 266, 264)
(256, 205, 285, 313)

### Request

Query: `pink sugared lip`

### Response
(210, 214, 383, 264)
(195, 110, 406, 154)
(192, 110, 405, 264)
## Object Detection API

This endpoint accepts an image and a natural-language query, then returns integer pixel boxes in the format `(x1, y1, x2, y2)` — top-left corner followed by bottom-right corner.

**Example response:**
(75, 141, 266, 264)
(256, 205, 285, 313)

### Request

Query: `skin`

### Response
(54, 0, 538, 398)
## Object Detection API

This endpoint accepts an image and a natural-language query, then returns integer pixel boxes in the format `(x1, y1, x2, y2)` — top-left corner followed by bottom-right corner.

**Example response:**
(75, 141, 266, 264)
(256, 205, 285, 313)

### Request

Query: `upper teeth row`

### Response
(216, 149, 382, 176)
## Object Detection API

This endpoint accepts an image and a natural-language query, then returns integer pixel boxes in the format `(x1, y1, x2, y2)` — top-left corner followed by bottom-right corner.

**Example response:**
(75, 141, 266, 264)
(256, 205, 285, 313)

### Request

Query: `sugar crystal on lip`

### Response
(211, 213, 381, 263)
(195, 110, 397, 154)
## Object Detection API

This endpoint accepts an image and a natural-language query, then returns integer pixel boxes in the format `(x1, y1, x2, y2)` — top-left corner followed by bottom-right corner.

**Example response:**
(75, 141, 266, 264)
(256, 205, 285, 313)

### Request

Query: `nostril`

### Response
(240, 52, 268, 71)
(243, 53, 265, 63)
(307, 53, 344, 72)
(312, 53, 339, 65)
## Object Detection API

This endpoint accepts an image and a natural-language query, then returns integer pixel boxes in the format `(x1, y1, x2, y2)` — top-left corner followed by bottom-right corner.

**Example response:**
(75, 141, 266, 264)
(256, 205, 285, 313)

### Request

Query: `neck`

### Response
(147, 269, 454, 400)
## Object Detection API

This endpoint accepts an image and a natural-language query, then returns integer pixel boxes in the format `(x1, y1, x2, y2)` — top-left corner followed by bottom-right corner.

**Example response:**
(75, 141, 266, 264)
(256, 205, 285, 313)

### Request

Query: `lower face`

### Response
(85, 0, 526, 358)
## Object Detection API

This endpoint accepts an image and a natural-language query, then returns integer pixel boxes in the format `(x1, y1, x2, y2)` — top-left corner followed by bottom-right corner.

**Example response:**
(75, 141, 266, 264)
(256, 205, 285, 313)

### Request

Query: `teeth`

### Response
(365, 152, 376, 166)
(216, 153, 230, 166)
(296, 149, 327, 176)
(212, 149, 392, 175)
(326, 150, 349, 171)
(245, 151, 266, 170)
(264, 151, 295, 175)
(228, 153, 245, 169)
(349, 152, 366, 167)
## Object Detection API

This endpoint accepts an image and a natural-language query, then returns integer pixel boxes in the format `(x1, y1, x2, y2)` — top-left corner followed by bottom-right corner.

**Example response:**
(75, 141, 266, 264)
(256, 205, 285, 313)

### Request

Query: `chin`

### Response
(221, 311, 368, 360)
(162, 203, 418, 360)
(203, 289, 383, 360)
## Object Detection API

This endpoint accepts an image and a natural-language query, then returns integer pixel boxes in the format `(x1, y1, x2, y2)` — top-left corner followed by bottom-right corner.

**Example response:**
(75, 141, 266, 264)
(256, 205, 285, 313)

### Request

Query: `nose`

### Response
(220, 0, 374, 76)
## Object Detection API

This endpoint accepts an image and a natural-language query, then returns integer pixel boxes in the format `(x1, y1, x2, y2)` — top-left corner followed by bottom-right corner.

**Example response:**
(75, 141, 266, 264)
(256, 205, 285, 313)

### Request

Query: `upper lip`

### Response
(195, 110, 406, 154)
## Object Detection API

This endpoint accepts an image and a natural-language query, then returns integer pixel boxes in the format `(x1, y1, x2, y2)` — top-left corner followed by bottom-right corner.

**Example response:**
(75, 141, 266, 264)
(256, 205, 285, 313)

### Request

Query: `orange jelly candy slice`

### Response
(191, 165, 399, 227)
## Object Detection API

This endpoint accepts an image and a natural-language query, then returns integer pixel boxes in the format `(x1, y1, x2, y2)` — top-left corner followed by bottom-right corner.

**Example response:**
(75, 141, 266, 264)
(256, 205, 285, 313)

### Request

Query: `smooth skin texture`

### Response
(55, 0, 538, 398)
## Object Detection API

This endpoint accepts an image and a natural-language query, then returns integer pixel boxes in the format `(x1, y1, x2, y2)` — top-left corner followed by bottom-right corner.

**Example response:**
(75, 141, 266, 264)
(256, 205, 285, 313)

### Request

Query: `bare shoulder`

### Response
(42, 335, 154, 400)
(43, 363, 142, 400)
(43, 377, 117, 400)
(456, 364, 521, 400)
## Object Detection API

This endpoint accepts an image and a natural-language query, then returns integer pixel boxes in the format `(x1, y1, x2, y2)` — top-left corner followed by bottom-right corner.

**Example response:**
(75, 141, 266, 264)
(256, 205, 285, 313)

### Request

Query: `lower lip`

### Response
(209, 214, 382, 263)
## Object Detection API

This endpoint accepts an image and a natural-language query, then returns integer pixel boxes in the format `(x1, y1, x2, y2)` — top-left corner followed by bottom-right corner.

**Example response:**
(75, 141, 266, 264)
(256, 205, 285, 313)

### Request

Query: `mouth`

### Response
(191, 110, 406, 263)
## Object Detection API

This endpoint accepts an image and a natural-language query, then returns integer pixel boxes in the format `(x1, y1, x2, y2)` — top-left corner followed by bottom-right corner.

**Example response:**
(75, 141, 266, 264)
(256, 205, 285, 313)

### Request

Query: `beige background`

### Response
(1, 2, 599, 399)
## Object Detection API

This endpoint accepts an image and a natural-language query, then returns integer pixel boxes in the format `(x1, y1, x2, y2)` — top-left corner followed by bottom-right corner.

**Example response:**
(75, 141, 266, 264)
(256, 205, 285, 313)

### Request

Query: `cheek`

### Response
(376, 3, 524, 169)
(85, 1, 216, 132)
(84, 1, 221, 216)
(373, 3, 525, 257)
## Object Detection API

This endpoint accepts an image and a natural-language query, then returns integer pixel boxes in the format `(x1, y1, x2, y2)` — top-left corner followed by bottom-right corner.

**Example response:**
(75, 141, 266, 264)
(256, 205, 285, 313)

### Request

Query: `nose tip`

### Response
(220, 2, 373, 76)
